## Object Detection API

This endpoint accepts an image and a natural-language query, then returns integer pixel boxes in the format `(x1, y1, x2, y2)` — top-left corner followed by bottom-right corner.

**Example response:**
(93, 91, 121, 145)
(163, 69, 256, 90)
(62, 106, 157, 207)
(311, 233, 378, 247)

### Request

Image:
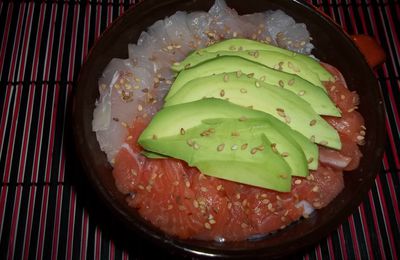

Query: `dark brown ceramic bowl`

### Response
(72, 0, 385, 258)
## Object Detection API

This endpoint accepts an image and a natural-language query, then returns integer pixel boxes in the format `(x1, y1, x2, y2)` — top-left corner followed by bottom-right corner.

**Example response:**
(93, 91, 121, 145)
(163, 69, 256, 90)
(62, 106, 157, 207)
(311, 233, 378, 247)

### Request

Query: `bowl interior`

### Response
(73, 0, 385, 258)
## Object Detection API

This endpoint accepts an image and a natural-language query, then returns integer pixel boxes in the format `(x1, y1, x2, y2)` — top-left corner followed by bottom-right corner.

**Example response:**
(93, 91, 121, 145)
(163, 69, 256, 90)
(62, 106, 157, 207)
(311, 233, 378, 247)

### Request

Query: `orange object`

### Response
(351, 34, 386, 68)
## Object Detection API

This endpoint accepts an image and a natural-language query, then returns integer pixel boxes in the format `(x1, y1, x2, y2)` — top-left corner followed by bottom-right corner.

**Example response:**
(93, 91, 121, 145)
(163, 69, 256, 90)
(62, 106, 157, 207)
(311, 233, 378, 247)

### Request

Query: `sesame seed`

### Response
(309, 119, 317, 126)
(184, 63, 191, 69)
(294, 179, 302, 185)
(193, 200, 199, 208)
(241, 143, 248, 150)
(152, 134, 157, 140)
(146, 185, 152, 192)
(138, 185, 144, 190)
(130, 169, 137, 176)
(298, 90, 305, 96)
(240, 88, 247, 93)
(285, 116, 291, 124)
(247, 73, 254, 78)
(261, 193, 268, 198)
(193, 142, 200, 150)
(216, 185, 223, 191)
(312, 186, 320, 192)
(167, 205, 173, 210)
(236, 70, 242, 77)
(137, 104, 143, 111)
(310, 135, 316, 142)
(233, 32, 238, 37)
(231, 144, 238, 150)
(223, 74, 229, 82)
(241, 223, 248, 229)
(255, 81, 261, 88)
(360, 130, 366, 136)
(320, 140, 328, 145)
(173, 181, 179, 186)
(281, 216, 286, 222)
(127, 135, 133, 140)
(278, 80, 284, 87)
(242, 199, 248, 207)
(187, 139, 194, 147)
(340, 94, 346, 100)
(201, 187, 208, 192)
(288, 79, 295, 86)
(121, 121, 128, 128)
(229, 45, 236, 50)
(276, 108, 286, 117)
(262, 199, 269, 204)
(236, 193, 241, 200)
(357, 135, 365, 141)
(217, 143, 225, 151)
(250, 148, 258, 154)
(271, 143, 277, 152)
(281, 152, 289, 157)
(288, 61, 300, 72)
(228, 202, 232, 209)
(204, 223, 212, 230)
(267, 203, 273, 209)
(259, 76, 266, 82)
(185, 181, 191, 188)
(209, 219, 216, 225)
(178, 205, 186, 211)
(180, 128, 185, 135)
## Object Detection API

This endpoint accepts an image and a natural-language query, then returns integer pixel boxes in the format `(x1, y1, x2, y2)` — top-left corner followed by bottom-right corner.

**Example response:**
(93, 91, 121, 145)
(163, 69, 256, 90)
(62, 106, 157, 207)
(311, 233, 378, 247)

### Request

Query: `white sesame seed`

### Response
(204, 223, 211, 229)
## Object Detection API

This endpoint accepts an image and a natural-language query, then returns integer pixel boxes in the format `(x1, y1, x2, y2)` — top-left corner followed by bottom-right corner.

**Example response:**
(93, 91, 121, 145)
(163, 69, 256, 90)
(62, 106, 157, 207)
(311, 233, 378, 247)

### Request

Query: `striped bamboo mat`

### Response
(0, 0, 399, 259)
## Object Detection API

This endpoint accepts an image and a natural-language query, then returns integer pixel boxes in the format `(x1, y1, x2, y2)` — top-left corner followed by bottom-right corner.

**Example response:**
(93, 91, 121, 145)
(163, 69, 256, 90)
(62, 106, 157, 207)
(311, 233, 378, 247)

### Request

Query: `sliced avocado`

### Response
(166, 56, 340, 117)
(140, 98, 267, 140)
(266, 118, 319, 170)
(172, 38, 333, 82)
(139, 118, 292, 191)
(202, 118, 309, 176)
(164, 72, 341, 149)
(172, 50, 325, 90)
(139, 98, 318, 169)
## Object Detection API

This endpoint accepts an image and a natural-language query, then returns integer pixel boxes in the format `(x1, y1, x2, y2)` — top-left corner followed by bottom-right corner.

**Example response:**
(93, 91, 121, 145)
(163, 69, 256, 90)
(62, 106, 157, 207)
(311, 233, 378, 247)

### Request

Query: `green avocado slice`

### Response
(166, 56, 340, 117)
(172, 50, 325, 90)
(139, 119, 292, 192)
(139, 98, 319, 170)
(172, 38, 333, 82)
(164, 72, 341, 150)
